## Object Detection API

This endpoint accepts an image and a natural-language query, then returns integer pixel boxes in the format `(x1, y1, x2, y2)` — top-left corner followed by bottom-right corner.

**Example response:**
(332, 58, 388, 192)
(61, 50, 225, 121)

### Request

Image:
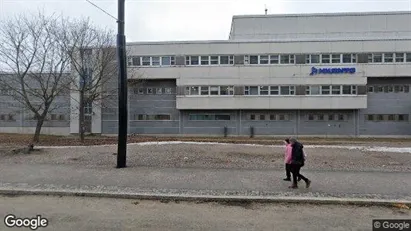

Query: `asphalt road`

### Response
(0, 163, 410, 200)
(1, 195, 410, 231)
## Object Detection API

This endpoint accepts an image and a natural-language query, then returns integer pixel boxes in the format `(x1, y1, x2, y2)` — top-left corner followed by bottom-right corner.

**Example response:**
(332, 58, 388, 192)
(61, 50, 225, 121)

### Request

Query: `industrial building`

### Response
(2, 11, 411, 137)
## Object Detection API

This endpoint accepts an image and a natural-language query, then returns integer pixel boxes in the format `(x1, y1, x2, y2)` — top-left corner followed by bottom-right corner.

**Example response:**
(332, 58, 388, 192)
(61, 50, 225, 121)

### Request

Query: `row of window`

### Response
(134, 114, 171, 121)
(133, 87, 174, 95)
(367, 85, 410, 93)
(245, 86, 295, 95)
(127, 53, 411, 67)
(0, 114, 16, 121)
(365, 114, 409, 122)
(26, 114, 67, 121)
(306, 86, 357, 95)
(185, 86, 234, 96)
(306, 114, 347, 121)
(188, 114, 231, 121)
(249, 114, 291, 121)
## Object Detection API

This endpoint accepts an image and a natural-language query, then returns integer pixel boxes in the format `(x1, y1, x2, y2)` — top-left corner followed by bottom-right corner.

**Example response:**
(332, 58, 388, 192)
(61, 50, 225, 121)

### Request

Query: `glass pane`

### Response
(220, 86, 228, 95)
(200, 86, 209, 95)
(270, 55, 279, 64)
(215, 115, 230, 120)
(210, 86, 219, 95)
(332, 54, 341, 63)
(342, 86, 351, 94)
(190, 87, 199, 95)
(269, 115, 276, 120)
(373, 54, 382, 63)
(280, 86, 290, 95)
(342, 54, 352, 63)
(191, 56, 199, 65)
(321, 86, 330, 94)
(332, 86, 341, 94)
(152, 56, 160, 65)
(200, 56, 209, 65)
(260, 55, 269, 64)
(310, 86, 320, 95)
(321, 54, 330, 63)
(311, 55, 320, 63)
(210, 56, 218, 65)
(220, 56, 229, 64)
(280, 55, 290, 64)
(161, 57, 171, 65)
(142, 56, 150, 66)
(384, 53, 393, 63)
(270, 86, 279, 95)
(250, 86, 258, 95)
(406, 53, 411, 62)
(250, 56, 258, 64)
(395, 53, 404, 62)
(260, 86, 269, 95)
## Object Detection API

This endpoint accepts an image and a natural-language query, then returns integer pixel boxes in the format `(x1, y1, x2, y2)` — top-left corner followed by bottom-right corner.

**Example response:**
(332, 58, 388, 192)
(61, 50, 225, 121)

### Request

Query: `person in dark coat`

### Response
(289, 138, 311, 189)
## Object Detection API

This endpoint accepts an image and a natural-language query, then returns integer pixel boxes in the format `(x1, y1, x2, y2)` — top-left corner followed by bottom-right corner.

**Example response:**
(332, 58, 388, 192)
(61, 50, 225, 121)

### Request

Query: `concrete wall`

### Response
(229, 11, 411, 40)
(359, 77, 411, 135)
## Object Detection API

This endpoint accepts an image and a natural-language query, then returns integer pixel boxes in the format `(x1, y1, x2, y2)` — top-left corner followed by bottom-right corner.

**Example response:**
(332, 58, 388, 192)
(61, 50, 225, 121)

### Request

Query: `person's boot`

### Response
(306, 180, 311, 188)
(283, 178, 291, 181)
(288, 184, 298, 189)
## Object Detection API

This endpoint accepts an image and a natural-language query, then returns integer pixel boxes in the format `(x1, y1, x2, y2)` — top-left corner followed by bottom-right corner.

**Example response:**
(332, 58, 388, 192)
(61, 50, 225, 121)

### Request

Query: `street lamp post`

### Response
(116, 0, 127, 168)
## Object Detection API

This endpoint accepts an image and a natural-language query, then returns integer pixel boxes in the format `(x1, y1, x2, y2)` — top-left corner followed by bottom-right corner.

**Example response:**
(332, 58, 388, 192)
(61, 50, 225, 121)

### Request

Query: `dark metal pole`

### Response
(117, 0, 127, 168)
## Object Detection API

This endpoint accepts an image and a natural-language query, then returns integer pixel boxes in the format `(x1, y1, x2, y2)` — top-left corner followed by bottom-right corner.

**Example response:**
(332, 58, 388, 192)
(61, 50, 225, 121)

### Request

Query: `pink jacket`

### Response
(284, 144, 293, 164)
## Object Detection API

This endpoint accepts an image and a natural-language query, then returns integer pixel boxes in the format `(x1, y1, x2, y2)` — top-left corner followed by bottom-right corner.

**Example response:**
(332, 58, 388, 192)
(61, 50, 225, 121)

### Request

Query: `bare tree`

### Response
(0, 12, 72, 144)
(60, 18, 117, 142)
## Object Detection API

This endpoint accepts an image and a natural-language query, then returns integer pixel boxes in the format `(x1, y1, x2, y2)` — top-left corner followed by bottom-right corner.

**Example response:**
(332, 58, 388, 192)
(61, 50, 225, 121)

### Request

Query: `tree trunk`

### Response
(79, 91, 85, 143)
(33, 118, 45, 143)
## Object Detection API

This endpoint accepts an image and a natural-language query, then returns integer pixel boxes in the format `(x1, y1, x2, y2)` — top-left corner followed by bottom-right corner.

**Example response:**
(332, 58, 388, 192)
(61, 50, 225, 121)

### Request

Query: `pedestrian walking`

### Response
(283, 138, 292, 181)
(289, 138, 311, 189)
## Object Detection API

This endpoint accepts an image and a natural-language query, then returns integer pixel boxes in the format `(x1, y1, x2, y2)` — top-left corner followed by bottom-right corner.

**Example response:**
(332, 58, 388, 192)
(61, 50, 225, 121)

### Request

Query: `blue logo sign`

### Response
(310, 67, 356, 76)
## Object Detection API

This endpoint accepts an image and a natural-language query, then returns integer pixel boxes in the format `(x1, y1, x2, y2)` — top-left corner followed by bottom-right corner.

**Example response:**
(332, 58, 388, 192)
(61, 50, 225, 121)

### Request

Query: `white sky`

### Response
(1, 0, 411, 42)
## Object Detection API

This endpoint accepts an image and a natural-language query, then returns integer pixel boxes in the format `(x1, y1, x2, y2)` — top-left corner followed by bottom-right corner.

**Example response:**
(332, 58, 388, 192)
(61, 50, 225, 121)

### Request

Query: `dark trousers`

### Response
(290, 163, 308, 185)
(285, 164, 291, 179)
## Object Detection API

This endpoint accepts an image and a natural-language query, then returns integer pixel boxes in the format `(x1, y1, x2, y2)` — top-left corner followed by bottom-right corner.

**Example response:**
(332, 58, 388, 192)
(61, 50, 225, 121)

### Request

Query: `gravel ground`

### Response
(1, 143, 411, 172)
(0, 195, 409, 231)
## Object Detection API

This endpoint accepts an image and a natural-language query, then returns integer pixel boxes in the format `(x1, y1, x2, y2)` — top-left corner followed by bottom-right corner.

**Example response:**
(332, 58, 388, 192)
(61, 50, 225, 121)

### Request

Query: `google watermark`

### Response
(373, 219, 411, 231)
(4, 214, 48, 230)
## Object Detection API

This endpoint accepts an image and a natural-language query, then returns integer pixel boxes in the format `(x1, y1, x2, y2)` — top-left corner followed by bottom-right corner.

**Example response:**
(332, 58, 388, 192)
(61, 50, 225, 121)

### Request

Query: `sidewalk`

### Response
(0, 162, 410, 202)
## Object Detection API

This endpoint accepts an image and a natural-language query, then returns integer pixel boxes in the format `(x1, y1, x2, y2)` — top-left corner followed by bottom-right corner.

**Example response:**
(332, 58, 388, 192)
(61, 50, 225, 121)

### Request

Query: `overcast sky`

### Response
(1, 0, 410, 42)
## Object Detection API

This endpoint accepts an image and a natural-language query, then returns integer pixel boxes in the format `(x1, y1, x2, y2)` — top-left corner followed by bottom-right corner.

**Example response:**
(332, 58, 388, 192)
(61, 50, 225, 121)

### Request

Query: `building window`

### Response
(245, 86, 258, 95)
(328, 114, 335, 121)
(307, 54, 320, 64)
(367, 86, 374, 93)
(200, 86, 209, 95)
(219, 55, 234, 65)
(373, 53, 383, 63)
(332, 86, 341, 95)
(259, 115, 266, 120)
(388, 114, 395, 121)
(384, 53, 394, 63)
(321, 86, 330, 95)
(215, 114, 231, 120)
(308, 114, 315, 121)
(342, 54, 356, 63)
(220, 86, 234, 95)
(161, 56, 175, 66)
(342, 86, 352, 95)
(377, 86, 384, 93)
(338, 114, 345, 121)
(270, 55, 279, 64)
(377, 115, 384, 121)
(388, 86, 394, 93)
(136, 114, 171, 121)
(280, 54, 295, 64)
(142, 56, 151, 66)
(187, 86, 199, 95)
(210, 86, 219, 95)
(59, 115, 65, 121)
(270, 86, 279, 95)
(51, 114, 58, 121)
(188, 56, 199, 65)
(269, 114, 276, 120)
(280, 86, 295, 95)
(259, 86, 269, 95)
(165, 88, 172, 94)
(260, 55, 269, 64)
(200, 56, 210, 65)
(147, 88, 153, 94)
(250, 55, 259, 64)
(138, 88, 144, 94)
(210, 56, 219, 65)
(406, 53, 411, 62)
(395, 53, 405, 63)
(152, 56, 160, 66)
(398, 114, 409, 121)
(278, 114, 288, 121)
(306, 86, 320, 95)
(156, 88, 162, 94)
(331, 54, 341, 63)
(321, 54, 331, 63)
(250, 114, 256, 120)
(318, 114, 325, 121)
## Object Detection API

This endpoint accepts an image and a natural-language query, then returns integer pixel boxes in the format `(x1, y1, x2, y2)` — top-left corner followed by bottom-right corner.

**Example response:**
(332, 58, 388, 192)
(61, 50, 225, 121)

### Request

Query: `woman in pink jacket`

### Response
(283, 138, 292, 181)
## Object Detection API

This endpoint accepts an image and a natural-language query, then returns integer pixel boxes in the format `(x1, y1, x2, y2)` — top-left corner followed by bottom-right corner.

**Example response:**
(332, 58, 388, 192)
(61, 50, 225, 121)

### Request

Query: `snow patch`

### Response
(35, 141, 411, 153)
